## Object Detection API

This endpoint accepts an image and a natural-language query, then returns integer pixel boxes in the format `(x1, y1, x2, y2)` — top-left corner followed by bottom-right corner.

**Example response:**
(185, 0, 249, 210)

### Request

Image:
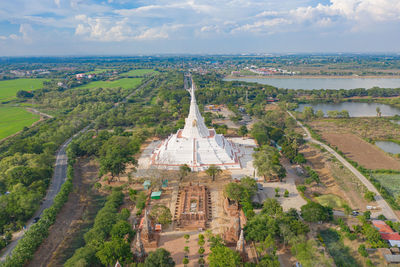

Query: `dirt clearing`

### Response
(322, 132, 400, 170)
(27, 158, 104, 267)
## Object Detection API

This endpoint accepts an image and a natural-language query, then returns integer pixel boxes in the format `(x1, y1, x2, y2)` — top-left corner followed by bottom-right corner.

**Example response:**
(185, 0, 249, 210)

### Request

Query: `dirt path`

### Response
(287, 111, 399, 221)
(27, 158, 102, 267)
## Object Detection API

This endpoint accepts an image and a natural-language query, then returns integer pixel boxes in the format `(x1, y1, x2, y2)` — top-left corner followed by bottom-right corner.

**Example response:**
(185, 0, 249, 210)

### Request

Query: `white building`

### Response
(150, 78, 242, 171)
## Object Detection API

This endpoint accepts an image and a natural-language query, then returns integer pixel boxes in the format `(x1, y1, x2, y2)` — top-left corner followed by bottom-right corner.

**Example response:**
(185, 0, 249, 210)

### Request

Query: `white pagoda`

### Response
(150, 78, 241, 171)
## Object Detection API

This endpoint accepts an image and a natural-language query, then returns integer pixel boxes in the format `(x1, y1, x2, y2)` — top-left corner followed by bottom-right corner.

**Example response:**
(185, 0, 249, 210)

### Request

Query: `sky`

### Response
(0, 0, 399, 56)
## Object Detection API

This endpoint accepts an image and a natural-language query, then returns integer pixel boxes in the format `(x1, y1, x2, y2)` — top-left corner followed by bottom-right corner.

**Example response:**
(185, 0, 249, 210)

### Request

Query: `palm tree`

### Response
(179, 164, 191, 181)
(206, 165, 222, 181)
(376, 107, 381, 117)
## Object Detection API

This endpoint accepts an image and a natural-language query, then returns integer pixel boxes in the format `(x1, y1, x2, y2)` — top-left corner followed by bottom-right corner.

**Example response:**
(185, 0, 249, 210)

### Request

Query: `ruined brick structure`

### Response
(174, 183, 211, 230)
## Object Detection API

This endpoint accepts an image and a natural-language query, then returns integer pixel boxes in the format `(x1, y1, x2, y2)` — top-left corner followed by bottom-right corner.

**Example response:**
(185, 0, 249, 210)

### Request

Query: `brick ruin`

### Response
(223, 197, 247, 244)
(174, 183, 212, 230)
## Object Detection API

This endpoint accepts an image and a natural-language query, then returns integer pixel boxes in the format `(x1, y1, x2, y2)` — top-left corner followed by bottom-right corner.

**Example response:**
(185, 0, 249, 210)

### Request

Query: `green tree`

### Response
(208, 245, 242, 267)
(144, 248, 175, 267)
(179, 164, 191, 181)
(376, 107, 381, 117)
(205, 165, 222, 181)
(315, 110, 324, 118)
(253, 145, 285, 181)
(300, 202, 333, 223)
(364, 191, 375, 202)
(238, 125, 248, 138)
(302, 107, 315, 121)
(262, 198, 283, 218)
(96, 238, 132, 266)
(224, 183, 243, 204)
(100, 136, 136, 183)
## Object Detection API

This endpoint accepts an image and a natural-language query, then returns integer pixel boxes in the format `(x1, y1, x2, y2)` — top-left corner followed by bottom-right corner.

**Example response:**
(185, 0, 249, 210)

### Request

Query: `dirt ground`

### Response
(300, 144, 373, 212)
(27, 158, 103, 267)
(310, 118, 400, 141)
(322, 132, 400, 170)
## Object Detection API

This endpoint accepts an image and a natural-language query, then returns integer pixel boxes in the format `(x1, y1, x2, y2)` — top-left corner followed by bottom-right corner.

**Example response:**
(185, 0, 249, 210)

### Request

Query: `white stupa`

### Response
(150, 77, 241, 171)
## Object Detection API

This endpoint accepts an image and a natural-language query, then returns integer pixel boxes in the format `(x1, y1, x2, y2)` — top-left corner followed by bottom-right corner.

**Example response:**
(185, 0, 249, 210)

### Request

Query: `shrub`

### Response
(284, 190, 289, 198)
(364, 191, 376, 202)
(358, 244, 368, 257)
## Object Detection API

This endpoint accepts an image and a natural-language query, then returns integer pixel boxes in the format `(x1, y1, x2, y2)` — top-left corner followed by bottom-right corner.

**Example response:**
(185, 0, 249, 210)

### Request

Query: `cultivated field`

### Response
(120, 69, 157, 77)
(322, 132, 400, 170)
(373, 173, 400, 198)
(310, 117, 400, 141)
(0, 78, 47, 101)
(0, 106, 39, 140)
(76, 77, 142, 90)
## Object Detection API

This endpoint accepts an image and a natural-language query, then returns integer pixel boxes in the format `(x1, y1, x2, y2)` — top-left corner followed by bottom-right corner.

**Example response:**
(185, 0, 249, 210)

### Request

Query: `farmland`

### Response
(0, 78, 47, 101)
(76, 78, 142, 90)
(0, 106, 40, 140)
(120, 69, 157, 77)
(373, 173, 400, 198)
(322, 132, 400, 170)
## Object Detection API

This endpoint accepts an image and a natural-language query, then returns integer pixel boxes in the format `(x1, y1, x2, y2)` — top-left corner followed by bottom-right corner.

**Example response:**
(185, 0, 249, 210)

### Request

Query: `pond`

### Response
(375, 141, 400, 154)
(223, 77, 400, 90)
(296, 102, 400, 117)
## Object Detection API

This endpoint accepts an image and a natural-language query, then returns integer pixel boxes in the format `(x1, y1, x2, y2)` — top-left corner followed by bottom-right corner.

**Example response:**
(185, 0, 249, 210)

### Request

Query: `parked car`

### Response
(33, 217, 40, 223)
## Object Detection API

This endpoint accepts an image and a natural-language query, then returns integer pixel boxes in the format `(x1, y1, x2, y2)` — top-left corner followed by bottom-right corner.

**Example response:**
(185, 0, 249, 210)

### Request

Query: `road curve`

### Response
(0, 77, 154, 261)
(287, 111, 399, 222)
(0, 125, 89, 261)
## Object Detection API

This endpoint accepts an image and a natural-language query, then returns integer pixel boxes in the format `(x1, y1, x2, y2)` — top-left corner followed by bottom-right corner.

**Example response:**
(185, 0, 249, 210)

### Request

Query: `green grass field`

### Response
(0, 106, 40, 140)
(76, 78, 142, 90)
(0, 79, 47, 101)
(120, 69, 157, 77)
(373, 173, 400, 197)
(315, 194, 347, 209)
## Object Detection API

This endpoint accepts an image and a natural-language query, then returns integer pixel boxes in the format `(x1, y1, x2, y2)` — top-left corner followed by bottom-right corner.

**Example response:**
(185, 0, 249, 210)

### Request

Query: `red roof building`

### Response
(372, 220, 394, 233)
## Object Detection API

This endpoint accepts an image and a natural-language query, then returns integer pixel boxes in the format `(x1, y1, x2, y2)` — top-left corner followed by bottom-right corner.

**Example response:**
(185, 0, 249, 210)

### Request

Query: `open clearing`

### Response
(373, 173, 400, 198)
(27, 158, 104, 267)
(310, 117, 400, 141)
(316, 194, 347, 209)
(322, 132, 400, 170)
(76, 77, 142, 90)
(0, 106, 39, 140)
(0, 78, 47, 101)
(120, 69, 157, 77)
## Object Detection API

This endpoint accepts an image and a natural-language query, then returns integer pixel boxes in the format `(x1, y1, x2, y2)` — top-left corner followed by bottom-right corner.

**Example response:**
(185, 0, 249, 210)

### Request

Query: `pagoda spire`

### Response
(180, 77, 210, 138)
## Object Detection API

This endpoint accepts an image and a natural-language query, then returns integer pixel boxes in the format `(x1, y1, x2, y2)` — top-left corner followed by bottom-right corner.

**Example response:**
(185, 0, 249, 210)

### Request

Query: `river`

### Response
(224, 77, 400, 90)
(296, 102, 400, 117)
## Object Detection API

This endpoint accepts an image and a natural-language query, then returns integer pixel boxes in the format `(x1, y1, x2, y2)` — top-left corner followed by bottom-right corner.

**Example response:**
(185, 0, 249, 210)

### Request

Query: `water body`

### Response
(296, 102, 400, 117)
(375, 141, 400, 154)
(224, 77, 400, 90)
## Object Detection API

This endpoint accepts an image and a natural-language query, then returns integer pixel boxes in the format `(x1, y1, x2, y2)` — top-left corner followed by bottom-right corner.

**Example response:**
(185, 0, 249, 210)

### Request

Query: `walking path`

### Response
(287, 111, 399, 221)
(0, 78, 154, 261)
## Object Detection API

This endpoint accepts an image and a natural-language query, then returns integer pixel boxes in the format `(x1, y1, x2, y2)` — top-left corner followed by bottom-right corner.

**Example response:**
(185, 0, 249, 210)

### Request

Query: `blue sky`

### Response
(0, 0, 399, 56)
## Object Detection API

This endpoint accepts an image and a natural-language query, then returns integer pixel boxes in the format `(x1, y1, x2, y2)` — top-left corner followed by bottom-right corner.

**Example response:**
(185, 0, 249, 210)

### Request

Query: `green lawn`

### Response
(0, 79, 47, 101)
(120, 69, 157, 77)
(76, 78, 142, 90)
(315, 194, 347, 209)
(373, 173, 400, 197)
(0, 106, 40, 140)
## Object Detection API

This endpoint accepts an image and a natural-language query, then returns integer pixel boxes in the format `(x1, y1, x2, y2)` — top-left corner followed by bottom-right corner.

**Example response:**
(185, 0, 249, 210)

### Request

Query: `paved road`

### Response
(0, 77, 154, 261)
(287, 111, 399, 222)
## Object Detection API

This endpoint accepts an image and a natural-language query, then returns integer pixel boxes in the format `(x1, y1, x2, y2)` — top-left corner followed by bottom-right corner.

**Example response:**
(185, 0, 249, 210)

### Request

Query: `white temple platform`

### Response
(148, 77, 247, 171)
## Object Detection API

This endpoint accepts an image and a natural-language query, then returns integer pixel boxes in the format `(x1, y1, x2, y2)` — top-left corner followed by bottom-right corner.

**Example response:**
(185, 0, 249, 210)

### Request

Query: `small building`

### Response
(162, 179, 168, 188)
(155, 224, 162, 232)
(151, 191, 162, 200)
(380, 232, 400, 247)
(143, 180, 151, 190)
(372, 220, 394, 233)
(384, 254, 400, 264)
